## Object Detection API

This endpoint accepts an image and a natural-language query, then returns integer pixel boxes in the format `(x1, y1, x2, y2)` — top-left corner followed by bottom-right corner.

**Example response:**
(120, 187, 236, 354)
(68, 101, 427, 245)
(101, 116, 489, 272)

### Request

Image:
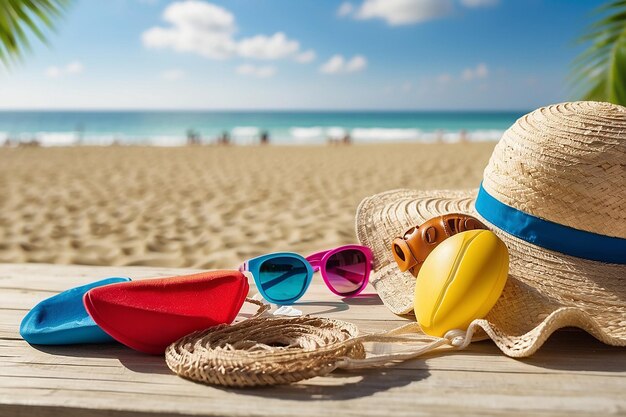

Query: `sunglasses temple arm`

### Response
(340, 269, 367, 284)
(306, 250, 331, 273)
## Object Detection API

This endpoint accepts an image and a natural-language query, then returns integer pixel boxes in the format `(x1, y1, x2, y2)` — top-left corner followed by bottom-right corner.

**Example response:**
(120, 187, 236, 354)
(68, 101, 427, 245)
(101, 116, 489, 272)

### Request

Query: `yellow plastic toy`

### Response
(414, 229, 509, 337)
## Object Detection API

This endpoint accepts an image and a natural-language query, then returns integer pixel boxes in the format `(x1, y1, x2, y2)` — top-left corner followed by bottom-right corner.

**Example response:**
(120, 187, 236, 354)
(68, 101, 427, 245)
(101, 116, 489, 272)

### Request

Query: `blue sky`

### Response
(0, 0, 605, 110)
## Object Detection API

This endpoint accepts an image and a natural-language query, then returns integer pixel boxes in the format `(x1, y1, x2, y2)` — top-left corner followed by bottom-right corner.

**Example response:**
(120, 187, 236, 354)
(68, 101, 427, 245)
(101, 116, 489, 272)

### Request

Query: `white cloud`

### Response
(238, 32, 299, 60)
(461, 63, 488, 80)
(436, 73, 452, 84)
(320, 55, 367, 74)
(434, 63, 488, 85)
(320, 55, 344, 74)
(337, 2, 354, 17)
(236, 64, 276, 78)
(163, 0, 234, 32)
(142, 1, 314, 62)
(346, 0, 498, 26)
(142, 1, 236, 59)
(45, 66, 61, 78)
(66, 61, 84, 74)
(160, 69, 185, 80)
(355, 0, 453, 25)
(45, 61, 84, 78)
(295, 49, 316, 63)
(345, 55, 367, 72)
(460, 0, 498, 7)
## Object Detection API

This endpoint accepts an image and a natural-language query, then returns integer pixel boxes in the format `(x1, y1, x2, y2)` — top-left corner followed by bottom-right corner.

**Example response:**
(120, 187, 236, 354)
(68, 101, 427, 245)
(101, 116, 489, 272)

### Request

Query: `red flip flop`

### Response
(83, 270, 249, 354)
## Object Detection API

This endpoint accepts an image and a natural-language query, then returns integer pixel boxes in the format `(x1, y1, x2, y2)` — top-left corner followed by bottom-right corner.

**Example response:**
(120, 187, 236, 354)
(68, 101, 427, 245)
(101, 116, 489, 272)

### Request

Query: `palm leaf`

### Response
(571, 0, 626, 105)
(0, 0, 70, 64)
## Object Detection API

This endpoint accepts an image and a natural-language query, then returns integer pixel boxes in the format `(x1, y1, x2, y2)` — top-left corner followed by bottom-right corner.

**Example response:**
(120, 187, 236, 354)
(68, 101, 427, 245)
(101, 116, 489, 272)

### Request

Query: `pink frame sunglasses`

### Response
(305, 244, 373, 297)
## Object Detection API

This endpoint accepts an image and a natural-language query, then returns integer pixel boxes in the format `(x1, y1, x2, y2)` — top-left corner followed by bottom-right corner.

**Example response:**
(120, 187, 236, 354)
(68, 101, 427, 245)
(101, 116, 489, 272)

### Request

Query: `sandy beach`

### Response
(0, 143, 494, 269)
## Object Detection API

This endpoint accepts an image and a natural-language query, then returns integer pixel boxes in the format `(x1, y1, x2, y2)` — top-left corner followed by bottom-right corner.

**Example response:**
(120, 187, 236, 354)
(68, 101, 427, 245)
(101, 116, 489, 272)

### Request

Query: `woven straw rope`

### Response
(165, 300, 469, 387)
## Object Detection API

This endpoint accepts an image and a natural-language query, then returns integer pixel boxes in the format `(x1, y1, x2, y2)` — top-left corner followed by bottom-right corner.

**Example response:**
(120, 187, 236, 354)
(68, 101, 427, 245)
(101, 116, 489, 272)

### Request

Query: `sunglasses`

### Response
(239, 245, 373, 305)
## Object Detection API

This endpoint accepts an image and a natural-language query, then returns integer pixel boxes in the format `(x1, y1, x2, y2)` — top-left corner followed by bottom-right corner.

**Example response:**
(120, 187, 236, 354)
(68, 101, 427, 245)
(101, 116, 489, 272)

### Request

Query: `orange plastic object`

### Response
(392, 213, 487, 277)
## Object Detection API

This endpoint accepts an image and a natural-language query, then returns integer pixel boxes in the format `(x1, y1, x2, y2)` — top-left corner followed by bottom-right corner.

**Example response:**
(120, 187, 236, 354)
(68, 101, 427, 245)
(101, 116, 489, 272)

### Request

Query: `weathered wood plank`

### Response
(0, 371, 623, 417)
(0, 334, 623, 376)
(0, 263, 624, 417)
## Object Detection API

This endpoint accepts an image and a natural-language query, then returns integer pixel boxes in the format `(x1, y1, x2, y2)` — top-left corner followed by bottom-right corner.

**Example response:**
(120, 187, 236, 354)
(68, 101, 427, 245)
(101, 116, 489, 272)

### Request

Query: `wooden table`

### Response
(1, 264, 624, 417)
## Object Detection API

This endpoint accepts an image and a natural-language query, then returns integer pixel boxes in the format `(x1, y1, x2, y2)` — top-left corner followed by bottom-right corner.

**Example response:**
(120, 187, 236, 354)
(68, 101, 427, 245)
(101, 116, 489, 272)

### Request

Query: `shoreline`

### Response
(2, 139, 498, 148)
(1, 131, 505, 147)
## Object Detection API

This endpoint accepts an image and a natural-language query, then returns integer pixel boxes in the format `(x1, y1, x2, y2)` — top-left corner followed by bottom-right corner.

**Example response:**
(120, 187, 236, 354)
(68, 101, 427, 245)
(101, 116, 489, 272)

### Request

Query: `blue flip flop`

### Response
(20, 277, 131, 345)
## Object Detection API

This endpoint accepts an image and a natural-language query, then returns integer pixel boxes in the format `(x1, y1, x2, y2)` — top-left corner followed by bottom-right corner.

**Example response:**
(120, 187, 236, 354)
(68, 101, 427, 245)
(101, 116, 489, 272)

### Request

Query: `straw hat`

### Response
(356, 101, 626, 357)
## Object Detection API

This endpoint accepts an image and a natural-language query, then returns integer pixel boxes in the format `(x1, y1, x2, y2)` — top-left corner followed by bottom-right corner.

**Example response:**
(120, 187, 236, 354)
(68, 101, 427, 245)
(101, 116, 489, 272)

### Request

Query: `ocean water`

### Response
(0, 111, 525, 146)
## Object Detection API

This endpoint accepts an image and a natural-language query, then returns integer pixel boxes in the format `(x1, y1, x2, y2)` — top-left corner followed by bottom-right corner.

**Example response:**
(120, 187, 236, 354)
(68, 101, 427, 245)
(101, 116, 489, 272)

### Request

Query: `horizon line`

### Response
(0, 108, 530, 113)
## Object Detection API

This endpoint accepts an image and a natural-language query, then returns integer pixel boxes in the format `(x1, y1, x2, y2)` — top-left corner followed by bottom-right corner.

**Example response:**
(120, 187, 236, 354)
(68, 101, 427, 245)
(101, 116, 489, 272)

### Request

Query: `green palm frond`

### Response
(0, 0, 71, 64)
(571, 0, 626, 105)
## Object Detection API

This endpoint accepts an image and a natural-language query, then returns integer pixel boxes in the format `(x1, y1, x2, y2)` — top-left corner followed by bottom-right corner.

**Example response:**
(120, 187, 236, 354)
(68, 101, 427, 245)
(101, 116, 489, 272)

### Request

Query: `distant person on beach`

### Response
(18, 138, 40, 147)
(75, 124, 85, 145)
(260, 131, 270, 145)
(459, 129, 468, 143)
(218, 131, 231, 146)
(342, 133, 352, 145)
(186, 129, 201, 145)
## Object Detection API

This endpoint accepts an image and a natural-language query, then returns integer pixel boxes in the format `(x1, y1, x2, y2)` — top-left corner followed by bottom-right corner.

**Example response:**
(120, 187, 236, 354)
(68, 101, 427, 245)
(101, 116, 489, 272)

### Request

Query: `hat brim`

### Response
(355, 189, 626, 357)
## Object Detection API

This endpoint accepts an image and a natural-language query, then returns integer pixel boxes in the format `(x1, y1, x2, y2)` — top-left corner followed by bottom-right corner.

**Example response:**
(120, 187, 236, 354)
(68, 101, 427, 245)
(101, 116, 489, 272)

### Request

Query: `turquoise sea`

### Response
(0, 111, 525, 146)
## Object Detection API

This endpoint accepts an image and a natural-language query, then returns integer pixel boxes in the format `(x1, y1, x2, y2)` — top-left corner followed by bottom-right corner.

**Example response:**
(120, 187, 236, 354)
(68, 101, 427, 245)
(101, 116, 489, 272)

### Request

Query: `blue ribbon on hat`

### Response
(475, 184, 626, 265)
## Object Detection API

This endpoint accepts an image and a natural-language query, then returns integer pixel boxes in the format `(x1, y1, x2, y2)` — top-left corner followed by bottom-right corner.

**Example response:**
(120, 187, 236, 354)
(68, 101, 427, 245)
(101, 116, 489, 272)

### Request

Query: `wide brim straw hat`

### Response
(356, 101, 626, 357)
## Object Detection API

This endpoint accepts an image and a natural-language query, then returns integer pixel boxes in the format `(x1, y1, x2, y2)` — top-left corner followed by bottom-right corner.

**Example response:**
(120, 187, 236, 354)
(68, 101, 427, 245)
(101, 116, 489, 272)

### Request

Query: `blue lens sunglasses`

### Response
(238, 246, 372, 305)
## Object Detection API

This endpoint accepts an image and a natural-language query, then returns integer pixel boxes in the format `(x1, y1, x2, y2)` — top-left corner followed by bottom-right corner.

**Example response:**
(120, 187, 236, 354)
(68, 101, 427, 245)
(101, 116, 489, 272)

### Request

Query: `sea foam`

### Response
(3, 128, 505, 146)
